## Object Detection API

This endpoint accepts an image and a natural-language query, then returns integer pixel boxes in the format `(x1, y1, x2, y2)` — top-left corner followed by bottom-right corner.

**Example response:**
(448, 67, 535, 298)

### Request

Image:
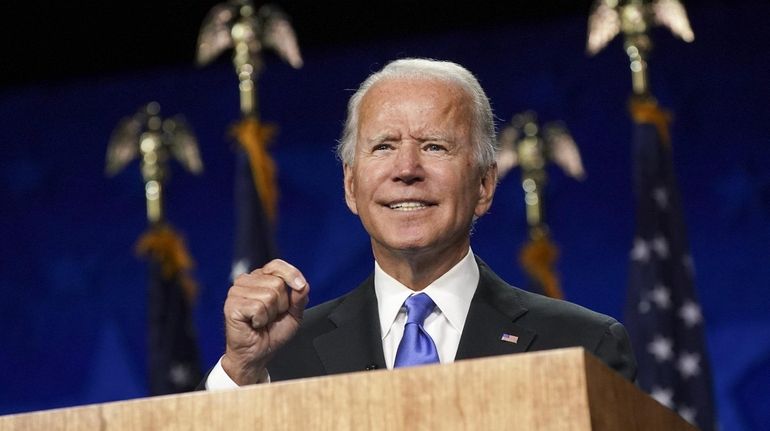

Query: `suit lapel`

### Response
(312, 259, 538, 371)
(313, 275, 387, 374)
(455, 258, 536, 360)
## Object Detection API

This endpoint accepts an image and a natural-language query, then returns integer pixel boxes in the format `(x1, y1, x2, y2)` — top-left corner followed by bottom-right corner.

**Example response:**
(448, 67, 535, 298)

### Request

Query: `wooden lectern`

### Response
(0, 348, 696, 430)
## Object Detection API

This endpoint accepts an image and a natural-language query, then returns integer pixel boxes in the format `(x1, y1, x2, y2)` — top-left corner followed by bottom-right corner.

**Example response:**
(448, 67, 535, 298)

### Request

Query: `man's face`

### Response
(343, 78, 496, 260)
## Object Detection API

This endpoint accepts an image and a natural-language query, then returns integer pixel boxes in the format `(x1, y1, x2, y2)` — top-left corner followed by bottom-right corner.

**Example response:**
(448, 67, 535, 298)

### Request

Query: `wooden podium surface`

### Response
(0, 348, 696, 430)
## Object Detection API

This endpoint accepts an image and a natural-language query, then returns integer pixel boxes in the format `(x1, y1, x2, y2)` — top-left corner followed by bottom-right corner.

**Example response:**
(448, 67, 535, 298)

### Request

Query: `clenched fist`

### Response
(221, 259, 309, 385)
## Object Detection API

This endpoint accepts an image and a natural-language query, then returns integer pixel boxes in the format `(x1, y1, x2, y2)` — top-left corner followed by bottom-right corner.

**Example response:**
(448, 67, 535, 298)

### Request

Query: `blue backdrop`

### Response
(1, 2, 768, 430)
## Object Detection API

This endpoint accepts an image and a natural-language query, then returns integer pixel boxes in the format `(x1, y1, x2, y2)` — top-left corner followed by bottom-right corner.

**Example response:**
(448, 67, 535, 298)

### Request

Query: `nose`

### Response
(393, 144, 424, 185)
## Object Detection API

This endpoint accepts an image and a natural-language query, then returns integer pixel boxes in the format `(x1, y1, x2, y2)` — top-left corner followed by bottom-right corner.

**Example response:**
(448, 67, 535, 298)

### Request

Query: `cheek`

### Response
(352, 174, 382, 209)
(356, 174, 374, 196)
(450, 170, 480, 197)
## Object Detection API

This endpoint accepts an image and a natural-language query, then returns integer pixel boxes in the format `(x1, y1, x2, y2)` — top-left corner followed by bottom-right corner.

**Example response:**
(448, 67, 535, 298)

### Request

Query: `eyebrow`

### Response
(366, 133, 399, 145)
(417, 134, 453, 142)
(365, 132, 455, 146)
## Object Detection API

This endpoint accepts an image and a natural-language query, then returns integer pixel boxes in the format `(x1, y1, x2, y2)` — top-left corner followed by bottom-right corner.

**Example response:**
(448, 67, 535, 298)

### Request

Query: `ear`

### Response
(343, 163, 359, 214)
(474, 163, 498, 218)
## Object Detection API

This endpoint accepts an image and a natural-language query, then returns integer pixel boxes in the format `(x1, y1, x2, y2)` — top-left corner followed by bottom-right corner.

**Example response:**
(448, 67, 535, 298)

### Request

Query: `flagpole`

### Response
(106, 102, 204, 394)
(587, 1, 714, 428)
(497, 111, 586, 299)
(196, 0, 303, 276)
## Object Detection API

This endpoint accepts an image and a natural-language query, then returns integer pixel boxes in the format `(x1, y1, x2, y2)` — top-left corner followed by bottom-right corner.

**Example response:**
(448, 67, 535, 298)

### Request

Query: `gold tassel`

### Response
(519, 235, 564, 299)
(135, 224, 198, 302)
(231, 117, 279, 222)
(629, 97, 672, 145)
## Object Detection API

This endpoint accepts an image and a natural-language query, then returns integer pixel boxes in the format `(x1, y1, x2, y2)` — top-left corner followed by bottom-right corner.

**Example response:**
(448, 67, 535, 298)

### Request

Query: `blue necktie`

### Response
(394, 293, 440, 367)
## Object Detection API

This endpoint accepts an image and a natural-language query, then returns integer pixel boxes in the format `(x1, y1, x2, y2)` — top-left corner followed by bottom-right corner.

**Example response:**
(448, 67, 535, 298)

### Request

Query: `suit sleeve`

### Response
(593, 320, 638, 382)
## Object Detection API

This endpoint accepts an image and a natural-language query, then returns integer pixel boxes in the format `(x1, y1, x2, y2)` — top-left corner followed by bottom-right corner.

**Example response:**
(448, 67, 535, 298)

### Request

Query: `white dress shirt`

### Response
(375, 249, 479, 368)
(206, 248, 480, 389)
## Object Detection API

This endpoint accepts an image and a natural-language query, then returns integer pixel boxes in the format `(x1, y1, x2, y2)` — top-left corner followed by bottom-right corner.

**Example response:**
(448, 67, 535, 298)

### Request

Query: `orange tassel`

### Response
(135, 224, 198, 302)
(629, 98, 672, 145)
(231, 117, 279, 222)
(519, 235, 564, 299)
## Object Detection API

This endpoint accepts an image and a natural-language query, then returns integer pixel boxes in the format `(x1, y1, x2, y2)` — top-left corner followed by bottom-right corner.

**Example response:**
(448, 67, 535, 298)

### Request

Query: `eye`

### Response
(424, 143, 447, 152)
(372, 143, 393, 152)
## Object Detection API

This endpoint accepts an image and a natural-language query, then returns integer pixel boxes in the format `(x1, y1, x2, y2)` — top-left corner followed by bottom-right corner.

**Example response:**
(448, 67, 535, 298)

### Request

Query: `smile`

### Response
(386, 201, 434, 211)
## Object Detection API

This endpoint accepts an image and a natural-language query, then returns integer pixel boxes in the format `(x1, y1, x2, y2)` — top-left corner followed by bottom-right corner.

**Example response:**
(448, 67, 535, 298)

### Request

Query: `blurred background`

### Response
(0, 1, 768, 429)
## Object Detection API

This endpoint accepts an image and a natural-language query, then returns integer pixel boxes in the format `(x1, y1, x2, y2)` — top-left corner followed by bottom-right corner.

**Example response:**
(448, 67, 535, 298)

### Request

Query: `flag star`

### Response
(678, 300, 703, 327)
(682, 254, 696, 276)
(648, 335, 674, 362)
(638, 299, 651, 314)
(652, 187, 669, 209)
(678, 406, 697, 424)
(677, 352, 701, 379)
(652, 235, 669, 258)
(169, 363, 192, 386)
(231, 259, 249, 281)
(631, 238, 651, 262)
(650, 386, 675, 409)
(650, 284, 671, 309)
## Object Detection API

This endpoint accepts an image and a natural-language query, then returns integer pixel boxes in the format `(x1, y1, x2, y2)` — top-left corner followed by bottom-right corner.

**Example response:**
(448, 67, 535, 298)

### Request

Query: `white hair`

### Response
(336, 58, 497, 168)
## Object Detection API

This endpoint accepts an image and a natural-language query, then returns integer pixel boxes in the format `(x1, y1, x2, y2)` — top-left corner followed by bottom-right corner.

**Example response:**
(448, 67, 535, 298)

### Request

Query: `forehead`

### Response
(358, 77, 471, 124)
(361, 76, 470, 106)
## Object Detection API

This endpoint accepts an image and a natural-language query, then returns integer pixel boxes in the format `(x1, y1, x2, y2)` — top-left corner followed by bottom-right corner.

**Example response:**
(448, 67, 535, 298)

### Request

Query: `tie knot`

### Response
(403, 293, 436, 325)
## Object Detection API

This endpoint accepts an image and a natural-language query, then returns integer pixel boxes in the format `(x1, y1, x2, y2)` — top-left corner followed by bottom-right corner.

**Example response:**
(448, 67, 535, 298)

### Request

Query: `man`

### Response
(205, 58, 636, 389)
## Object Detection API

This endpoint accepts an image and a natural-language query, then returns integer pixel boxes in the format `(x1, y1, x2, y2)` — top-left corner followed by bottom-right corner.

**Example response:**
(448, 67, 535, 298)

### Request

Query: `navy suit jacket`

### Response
(266, 257, 637, 382)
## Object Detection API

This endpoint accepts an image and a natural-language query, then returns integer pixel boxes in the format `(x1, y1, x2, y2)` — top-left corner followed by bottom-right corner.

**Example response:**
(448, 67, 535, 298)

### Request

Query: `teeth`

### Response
(388, 202, 428, 211)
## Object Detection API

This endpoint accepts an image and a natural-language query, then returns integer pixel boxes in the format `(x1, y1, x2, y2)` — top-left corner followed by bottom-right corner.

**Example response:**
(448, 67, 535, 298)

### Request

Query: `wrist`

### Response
(221, 354, 268, 386)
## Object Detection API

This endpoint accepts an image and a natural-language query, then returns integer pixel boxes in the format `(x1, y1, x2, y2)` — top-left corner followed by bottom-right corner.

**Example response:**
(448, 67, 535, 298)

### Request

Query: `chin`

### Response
(387, 239, 430, 252)
(375, 236, 432, 254)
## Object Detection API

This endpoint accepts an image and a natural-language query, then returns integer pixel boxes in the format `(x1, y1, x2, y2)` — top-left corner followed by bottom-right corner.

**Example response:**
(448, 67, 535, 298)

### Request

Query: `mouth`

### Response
(384, 200, 436, 212)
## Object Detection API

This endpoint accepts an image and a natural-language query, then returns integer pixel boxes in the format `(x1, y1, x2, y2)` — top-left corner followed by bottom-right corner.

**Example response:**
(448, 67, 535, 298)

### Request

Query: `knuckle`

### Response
(253, 298, 269, 317)
(224, 297, 245, 315)
(264, 286, 281, 304)
(251, 301, 272, 326)
(226, 285, 240, 297)
(223, 294, 239, 310)
(263, 276, 285, 291)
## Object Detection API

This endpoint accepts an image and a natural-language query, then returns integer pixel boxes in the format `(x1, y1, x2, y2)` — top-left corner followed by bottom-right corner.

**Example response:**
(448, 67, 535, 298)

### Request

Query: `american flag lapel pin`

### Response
(501, 333, 519, 344)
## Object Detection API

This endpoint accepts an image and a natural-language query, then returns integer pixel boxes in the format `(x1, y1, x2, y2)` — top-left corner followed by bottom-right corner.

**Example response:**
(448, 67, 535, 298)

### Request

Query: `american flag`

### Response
(501, 333, 519, 344)
(625, 100, 716, 430)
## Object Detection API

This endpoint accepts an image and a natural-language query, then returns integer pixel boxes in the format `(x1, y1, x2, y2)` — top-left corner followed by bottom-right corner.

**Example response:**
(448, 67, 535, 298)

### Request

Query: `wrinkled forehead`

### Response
(361, 76, 471, 108)
(357, 77, 474, 135)
(355, 77, 476, 157)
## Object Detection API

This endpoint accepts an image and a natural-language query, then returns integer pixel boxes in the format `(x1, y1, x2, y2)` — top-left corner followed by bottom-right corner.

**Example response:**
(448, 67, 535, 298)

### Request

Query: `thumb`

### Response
(288, 283, 309, 318)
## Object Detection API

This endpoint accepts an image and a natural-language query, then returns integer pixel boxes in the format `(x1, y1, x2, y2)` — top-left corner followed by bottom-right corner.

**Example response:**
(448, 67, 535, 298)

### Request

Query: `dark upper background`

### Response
(2, 0, 598, 87)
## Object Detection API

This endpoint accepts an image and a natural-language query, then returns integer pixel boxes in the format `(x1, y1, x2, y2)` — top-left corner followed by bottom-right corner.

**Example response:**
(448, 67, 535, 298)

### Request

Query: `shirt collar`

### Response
(374, 248, 480, 339)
